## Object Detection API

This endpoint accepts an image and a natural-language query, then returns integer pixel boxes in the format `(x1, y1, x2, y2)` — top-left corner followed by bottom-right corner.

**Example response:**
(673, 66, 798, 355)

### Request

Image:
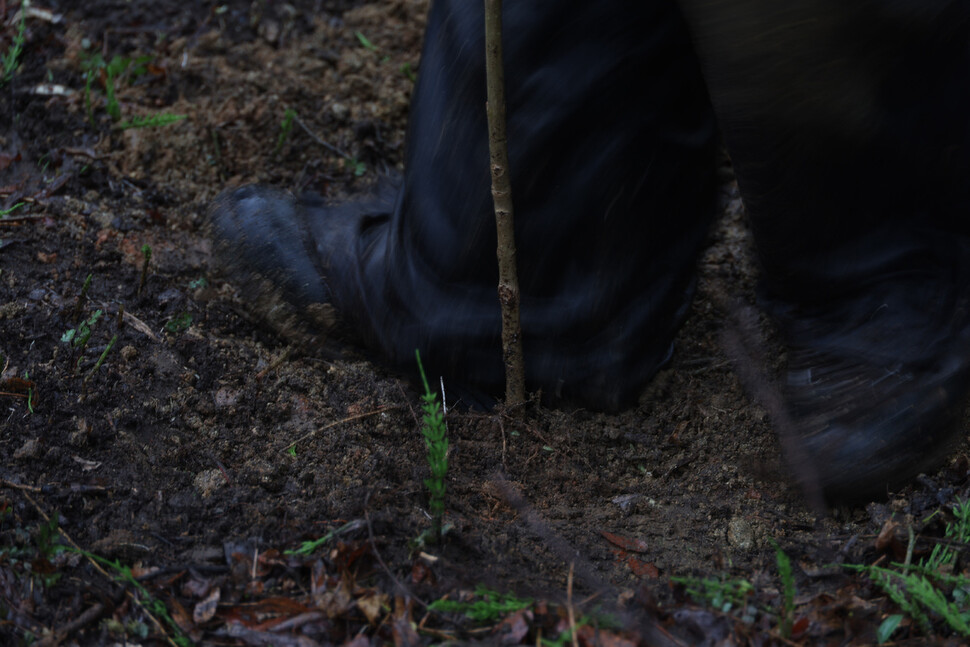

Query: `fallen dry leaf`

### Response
(193, 587, 220, 624)
(357, 591, 387, 625)
(601, 531, 648, 552)
(624, 555, 660, 578)
(577, 625, 637, 647)
(495, 608, 531, 644)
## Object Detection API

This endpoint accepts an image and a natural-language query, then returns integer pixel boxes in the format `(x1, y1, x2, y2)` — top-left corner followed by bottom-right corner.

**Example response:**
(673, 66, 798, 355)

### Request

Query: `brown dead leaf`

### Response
(219, 596, 314, 629)
(95, 229, 117, 250)
(255, 547, 285, 573)
(0, 376, 34, 394)
(495, 609, 531, 644)
(391, 615, 420, 647)
(128, 563, 161, 579)
(410, 559, 434, 585)
(182, 574, 212, 598)
(601, 531, 648, 553)
(577, 625, 637, 647)
(146, 207, 166, 225)
(193, 587, 220, 624)
(168, 596, 196, 635)
(624, 555, 660, 579)
(315, 578, 356, 618)
(874, 518, 907, 560)
(311, 559, 331, 596)
(36, 251, 57, 263)
(0, 152, 20, 171)
(331, 540, 371, 572)
(357, 591, 387, 625)
(391, 596, 419, 647)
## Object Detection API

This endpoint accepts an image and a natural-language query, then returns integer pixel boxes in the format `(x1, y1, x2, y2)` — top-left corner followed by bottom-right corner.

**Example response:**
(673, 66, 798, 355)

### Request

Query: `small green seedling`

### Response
(138, 243, 152, 296)
(275, 108, 297, 153)
(0, 202, 25, 218)
(188, 276, 208, 290)
(285, 519, 362, 556)
(24, 370, 35, 413)
(118, 113, 187, 130)
(164, 312, 192, 334)
(771, 539, 796, 638)
(104, 54, 151, 120)
(671, 573, 755, 619)
(399, 62, 416, 83)
(354, 31, 389, 63)
(346, 156, 366, 177)
(429, 585, 533, 623)
(80, 52, 177, 128)
(63, 309, 103, 374)
(62, 309, 103, 349)
(0, 2, 26, 87)
(355, 31, 378, 52)
(85, 334, 118, 381)
(415, 349, 448, 544)
(81, 53, 100, 122)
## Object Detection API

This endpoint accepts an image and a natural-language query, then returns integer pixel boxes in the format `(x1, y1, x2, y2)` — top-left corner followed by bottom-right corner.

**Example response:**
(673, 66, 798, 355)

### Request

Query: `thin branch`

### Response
(484, 0, 525, 406)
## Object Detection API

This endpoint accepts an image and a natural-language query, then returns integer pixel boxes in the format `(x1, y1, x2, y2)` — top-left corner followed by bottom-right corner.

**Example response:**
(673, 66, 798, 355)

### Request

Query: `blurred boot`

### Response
(209, 0, 717, 411)
(680, 0, 970, 502)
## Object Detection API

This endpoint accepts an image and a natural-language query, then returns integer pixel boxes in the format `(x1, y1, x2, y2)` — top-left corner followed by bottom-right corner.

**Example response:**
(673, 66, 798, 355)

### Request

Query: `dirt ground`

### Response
(2, 1, 970, 645)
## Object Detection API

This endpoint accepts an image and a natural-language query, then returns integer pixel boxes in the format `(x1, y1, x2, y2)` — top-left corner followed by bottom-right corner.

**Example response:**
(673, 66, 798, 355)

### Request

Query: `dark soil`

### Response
(2, 2, 970, 645)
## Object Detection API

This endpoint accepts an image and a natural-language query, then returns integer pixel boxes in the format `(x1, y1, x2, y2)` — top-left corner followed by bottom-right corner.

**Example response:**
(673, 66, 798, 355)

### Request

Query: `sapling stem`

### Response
(484, 0, 525, 407)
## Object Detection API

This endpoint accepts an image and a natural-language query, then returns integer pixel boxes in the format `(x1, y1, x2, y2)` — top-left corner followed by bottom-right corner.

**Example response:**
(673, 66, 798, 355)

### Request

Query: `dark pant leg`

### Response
(327, 0, 717, 410)
(678, 0, 970, 501)
(679, 1, 970, 303)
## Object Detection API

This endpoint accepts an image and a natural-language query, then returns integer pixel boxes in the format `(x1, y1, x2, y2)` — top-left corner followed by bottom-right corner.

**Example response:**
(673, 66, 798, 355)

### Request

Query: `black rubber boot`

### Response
(680, 0, 970, 502)
(209, 0, 717, 411)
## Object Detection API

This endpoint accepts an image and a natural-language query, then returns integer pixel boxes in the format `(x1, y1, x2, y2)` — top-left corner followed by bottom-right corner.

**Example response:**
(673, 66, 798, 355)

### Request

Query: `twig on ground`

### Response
(282, 405, 399, 451)
(35, 603, 105, 647)
(293, 113, 351, 160)
(255, 346, 293, 380)
(123, 310, 159, 341)
(0, 215, 45, 225)
(0, 477, 42, 493)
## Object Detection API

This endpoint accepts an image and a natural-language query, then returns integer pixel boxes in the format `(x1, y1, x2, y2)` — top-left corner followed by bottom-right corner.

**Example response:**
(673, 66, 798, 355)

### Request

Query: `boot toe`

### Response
(786, 352, 970, 505)
(208, 185, 333, 307)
